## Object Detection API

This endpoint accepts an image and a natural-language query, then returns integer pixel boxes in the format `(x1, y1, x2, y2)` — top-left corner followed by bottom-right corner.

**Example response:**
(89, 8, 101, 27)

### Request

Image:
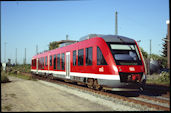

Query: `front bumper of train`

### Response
(98, 74, 146, 91)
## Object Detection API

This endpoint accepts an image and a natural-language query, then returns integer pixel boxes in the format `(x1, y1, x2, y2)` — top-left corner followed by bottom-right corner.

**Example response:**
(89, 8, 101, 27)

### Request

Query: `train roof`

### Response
(32, 34, 136, 59)
(79, 34, 135, 43)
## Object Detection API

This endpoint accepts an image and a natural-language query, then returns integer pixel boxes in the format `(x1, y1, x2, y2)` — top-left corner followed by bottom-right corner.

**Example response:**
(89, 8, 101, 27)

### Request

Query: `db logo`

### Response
(129, 67, 135, 71)
(99, 67, 104, 72)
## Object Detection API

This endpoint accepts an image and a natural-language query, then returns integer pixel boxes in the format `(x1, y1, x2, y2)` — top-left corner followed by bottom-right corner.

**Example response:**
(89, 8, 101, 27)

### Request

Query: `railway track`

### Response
(24, 72, 170, 111)
(162, 92, 170, 98)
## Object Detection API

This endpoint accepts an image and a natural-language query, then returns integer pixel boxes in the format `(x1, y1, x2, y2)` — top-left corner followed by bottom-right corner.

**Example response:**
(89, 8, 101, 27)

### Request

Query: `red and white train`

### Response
(31, 34, 147, 91)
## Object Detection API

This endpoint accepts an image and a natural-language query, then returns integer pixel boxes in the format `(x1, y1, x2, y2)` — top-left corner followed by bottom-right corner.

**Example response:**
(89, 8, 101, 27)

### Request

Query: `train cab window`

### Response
(73, 50, 76, 66)
(86, 47, 93, 65)
(54, 55, 56, 69)
(108, 43, 142, 65)
(78, 49, 84, 66)
(97, 47, 107, 65)
(61, 53, 65, 70)
(45, 56, 48, 66)
(50, 55, 52, 66)
(42, 57, 44, 69)
(57, 54, 60, 70)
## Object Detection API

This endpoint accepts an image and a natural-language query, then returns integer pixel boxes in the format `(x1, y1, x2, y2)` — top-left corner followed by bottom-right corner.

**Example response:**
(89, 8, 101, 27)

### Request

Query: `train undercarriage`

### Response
(31, 71, 146, 92)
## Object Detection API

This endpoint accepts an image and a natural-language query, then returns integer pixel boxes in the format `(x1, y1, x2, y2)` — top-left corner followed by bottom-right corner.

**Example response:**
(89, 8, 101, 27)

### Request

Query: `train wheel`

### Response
(87, 78, 94, 89)
(49, 74, 54, 80)
(93, 79, 102, 90)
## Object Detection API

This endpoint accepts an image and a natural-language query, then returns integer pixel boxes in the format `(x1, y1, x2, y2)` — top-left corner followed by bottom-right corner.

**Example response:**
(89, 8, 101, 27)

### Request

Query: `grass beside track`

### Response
(146, 80, 170, 86)
(8, 73, 37, 81)
(146, 72, 170, 86)
(1, 71, 37, 82)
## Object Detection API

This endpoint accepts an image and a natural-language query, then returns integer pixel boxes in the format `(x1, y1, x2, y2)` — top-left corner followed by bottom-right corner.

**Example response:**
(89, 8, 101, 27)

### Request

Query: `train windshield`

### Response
(108, 43, 142, 65)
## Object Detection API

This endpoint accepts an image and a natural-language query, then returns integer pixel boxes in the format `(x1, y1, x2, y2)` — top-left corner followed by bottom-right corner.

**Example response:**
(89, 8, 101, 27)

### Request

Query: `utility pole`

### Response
(115, 11, 118, 35)
(15, 48, 17, 65)
(36, 45, 38, 55)
(66, 34, 69, 40)
(24, 48, 26, 65)
(166, 20, 170, 69)
(150, 40, 151, 59)
(25, 48, 26, 64)
(4, 42, 7, 63)
(148, 40, 152, 75)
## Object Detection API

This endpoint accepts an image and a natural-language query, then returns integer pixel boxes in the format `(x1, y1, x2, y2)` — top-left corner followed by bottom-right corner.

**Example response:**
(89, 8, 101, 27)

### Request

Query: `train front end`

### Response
(100, 35, 147, 91)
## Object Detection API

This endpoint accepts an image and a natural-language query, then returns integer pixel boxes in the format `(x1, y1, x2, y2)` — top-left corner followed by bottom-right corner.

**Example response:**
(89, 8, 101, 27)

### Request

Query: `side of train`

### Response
(31, 34, 147, 91)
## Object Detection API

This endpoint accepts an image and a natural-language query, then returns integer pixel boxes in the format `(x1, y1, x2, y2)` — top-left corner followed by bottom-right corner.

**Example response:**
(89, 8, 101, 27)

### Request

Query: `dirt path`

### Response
(1, 76, 141, 111)
(1, 76, 113, 111)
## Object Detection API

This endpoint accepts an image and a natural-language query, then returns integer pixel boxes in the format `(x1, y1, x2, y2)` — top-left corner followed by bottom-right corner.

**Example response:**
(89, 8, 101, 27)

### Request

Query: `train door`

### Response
(66, 52, 70, 79)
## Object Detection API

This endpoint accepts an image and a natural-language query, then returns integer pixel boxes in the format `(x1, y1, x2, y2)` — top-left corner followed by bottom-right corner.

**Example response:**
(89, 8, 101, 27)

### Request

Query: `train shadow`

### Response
(140, 89, 169, 97)
(140, 84, 170, 97)
(104, 90, 140, 97)
(106, 90, 169, 97)
(105, 84, 170, 97)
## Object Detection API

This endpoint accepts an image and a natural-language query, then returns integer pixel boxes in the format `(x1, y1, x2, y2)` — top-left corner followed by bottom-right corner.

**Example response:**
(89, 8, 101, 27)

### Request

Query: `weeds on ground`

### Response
(1, 71, 10, 83)
(5, 93, 17, 98)
(2, 104, 13, 111)
(146, 71, 170, 86)
(8, 72, 37, 81)
(11, 64, 31, 73)
(1, 69, 37, 81)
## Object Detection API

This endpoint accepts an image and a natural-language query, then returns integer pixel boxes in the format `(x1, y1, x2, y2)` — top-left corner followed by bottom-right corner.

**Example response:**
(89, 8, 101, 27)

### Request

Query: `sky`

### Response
(1, 0, 170, 64)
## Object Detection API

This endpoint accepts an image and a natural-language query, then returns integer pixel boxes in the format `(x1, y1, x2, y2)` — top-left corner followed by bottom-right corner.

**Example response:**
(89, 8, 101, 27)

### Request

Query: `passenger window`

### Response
(43, 57, 45, 69)
(40, 58, 42, 69)
(78, 49, 84, 66)
(86, 47, 93, 65)
(61, 53, 65, 70)
(39, 58, 41, 69)
(42, 57, 44, 69)
(38, 58, 40, 69)
(97, 47, 107, 65)
(50, 55, 52, 66)
(54, 55, 56, 69)
(32, 59, 36, 67)
(73, 50, 76, 66)
(45, 56, 48, 66)
(32, 60, 34, 66)
(57, 54, 60, 70)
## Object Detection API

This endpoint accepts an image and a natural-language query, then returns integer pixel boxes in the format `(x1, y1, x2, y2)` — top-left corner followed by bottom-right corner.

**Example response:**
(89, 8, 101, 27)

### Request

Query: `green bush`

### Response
(158, 71, 170, 83)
